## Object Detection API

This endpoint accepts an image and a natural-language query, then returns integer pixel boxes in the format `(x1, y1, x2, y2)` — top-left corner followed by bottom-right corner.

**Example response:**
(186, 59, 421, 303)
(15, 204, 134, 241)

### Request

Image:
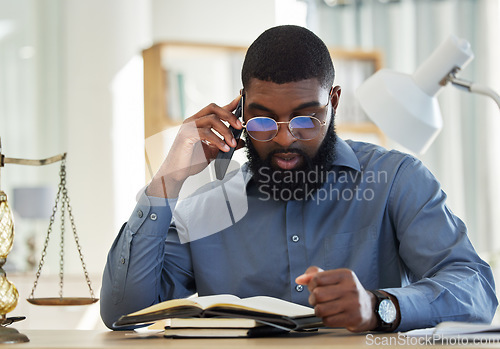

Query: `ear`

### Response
(330, 85, 341, 112)
(321, 86, 341, 136)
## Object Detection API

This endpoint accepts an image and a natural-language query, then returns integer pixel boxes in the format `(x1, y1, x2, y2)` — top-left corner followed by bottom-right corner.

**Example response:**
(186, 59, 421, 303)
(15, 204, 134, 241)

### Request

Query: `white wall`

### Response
(61, 0, 152, 275)
(0, 0, 64, 273)
(151, 0, 276, 46)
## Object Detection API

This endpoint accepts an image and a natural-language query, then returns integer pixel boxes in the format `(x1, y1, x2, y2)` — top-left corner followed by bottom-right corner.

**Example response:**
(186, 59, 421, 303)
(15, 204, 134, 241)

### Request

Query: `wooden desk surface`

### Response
(1, 329, 486, 348)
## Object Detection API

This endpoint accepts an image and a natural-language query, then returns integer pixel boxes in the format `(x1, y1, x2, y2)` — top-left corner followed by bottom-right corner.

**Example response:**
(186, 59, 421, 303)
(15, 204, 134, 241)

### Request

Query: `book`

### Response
(114, 294, 323, 331)
(169, 317, 260, 328)
(433, 321, 500, 339)
(436, 322, 500, 334)
(164, 325, 289, 338)
(141, 317, 291, 338)
(405, 321, 500, 340)
(143, 317, 260, 330)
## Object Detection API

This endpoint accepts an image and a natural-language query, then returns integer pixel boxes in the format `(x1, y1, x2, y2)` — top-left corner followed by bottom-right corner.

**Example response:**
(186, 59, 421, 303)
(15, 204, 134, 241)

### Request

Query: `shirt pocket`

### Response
(324, 225, 378, 287)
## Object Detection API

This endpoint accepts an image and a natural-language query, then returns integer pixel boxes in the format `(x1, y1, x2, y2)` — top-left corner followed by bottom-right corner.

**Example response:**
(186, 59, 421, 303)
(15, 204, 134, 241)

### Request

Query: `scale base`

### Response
(0, 327, 29, 343)
(27, 297, 99, 306)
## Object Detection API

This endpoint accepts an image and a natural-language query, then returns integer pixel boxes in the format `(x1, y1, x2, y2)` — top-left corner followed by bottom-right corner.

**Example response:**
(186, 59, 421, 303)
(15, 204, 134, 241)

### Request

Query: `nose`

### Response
(272, 123, 296, 148)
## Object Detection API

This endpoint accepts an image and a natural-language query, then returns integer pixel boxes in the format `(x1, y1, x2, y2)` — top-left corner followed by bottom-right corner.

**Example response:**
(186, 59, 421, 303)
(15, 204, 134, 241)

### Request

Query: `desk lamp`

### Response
(355, 35, 500, 154)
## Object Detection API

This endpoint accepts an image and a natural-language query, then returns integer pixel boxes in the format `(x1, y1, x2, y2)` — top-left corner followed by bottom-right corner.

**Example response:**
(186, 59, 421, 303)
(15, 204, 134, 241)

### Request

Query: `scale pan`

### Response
(27, 297, 99, 306)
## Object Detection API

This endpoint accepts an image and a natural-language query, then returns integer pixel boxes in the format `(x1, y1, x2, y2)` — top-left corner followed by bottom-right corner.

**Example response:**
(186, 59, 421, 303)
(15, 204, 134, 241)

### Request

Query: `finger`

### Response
(309, 268, 353, 290)
(295, 266, 323, 285)
(198, 128, 231, 152)
(295, 274, 313, 285)
(308, 284, 343, 306)
(314, 290, 373, 331)
(324, 312, 369, 333)
(319, 304, 368, 331)
(313, 298, 345, 318)
(299, 267, 326, 291)
(306, 266, 324, 274)
(185, 103, 240, 130)
(196, 115, 238, 148)
(201, 140, 223, 161)
(321, 312, 353, 330)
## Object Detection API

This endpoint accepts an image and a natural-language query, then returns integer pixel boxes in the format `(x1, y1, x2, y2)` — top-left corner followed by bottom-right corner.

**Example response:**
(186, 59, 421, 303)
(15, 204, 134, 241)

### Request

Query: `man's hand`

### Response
(147, 96, 244, 198)
(295, 267, 378, 332)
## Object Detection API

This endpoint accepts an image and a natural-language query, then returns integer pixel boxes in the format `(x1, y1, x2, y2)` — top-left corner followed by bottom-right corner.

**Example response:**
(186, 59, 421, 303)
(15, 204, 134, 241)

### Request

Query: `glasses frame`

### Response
(242, 98, 330, 142)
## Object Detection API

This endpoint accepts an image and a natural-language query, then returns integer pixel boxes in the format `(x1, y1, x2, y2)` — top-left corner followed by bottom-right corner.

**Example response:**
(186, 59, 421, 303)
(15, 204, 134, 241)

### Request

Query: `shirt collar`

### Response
(240, 136, 361, 187)
(333, 136, 361, 172)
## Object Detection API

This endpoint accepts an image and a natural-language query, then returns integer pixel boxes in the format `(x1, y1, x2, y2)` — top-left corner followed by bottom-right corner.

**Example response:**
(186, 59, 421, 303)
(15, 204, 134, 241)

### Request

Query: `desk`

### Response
(0, 329, 483, 348)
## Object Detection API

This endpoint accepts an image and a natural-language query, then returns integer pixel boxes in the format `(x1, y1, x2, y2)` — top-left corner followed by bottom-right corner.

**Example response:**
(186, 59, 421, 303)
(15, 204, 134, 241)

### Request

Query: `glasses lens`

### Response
(290, 116, 321, 140)
(246, 117, 278, 141)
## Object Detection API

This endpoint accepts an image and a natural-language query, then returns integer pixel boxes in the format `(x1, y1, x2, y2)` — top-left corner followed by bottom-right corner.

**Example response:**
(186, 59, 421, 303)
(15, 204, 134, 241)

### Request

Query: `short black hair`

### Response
(241, 25, 335, 89)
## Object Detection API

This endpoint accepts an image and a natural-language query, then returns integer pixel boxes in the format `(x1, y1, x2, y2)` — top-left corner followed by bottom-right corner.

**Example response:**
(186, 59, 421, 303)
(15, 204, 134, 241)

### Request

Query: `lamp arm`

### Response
(469, 83, 500, 109)
(445, 71, 500, 109)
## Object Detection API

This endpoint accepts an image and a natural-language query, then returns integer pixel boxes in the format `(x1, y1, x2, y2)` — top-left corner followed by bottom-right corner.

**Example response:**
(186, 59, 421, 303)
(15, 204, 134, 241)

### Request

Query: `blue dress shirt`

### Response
(100, 138, 497, 331)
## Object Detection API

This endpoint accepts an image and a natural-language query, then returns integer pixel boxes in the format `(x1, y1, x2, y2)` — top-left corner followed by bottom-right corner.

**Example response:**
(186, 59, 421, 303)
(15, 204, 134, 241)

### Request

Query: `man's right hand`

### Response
(147, 95, 244, 198)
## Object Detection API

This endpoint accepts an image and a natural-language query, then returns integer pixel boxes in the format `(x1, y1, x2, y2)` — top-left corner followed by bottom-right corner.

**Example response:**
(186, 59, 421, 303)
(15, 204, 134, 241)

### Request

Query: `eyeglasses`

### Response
(242, 99, 330, 142)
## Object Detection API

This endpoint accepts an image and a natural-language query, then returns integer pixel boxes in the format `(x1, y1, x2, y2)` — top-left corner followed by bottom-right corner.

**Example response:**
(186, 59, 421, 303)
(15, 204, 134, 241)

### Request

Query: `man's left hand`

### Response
(295, 267, 377, 332)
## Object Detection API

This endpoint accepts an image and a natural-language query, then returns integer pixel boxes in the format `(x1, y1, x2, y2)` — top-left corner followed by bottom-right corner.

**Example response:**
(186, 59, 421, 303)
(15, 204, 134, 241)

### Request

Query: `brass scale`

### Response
(0, 140, 97, 307)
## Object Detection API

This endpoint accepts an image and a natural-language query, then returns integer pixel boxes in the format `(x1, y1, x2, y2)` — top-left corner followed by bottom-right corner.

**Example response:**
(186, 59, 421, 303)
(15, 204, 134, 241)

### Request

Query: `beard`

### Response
(245, 112, 337, 201)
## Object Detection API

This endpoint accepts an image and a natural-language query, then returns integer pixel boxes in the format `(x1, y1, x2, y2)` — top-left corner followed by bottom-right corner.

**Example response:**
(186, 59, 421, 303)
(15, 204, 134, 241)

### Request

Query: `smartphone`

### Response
(214, 96, 244, 180)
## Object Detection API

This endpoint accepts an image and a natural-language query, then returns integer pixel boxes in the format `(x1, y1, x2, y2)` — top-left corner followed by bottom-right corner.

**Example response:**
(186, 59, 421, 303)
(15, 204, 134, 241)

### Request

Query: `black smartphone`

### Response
(214, 96, 244, 180)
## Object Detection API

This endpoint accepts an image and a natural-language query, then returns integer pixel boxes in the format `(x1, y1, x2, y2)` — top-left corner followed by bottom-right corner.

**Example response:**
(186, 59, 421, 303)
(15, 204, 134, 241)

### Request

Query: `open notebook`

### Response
(115, 294, 323, 332)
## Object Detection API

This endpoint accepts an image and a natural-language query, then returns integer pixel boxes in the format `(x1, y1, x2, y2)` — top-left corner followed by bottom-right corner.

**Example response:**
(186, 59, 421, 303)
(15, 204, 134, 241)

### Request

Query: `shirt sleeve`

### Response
(384, 156, 498, 332)
(100, 189, 196, 329)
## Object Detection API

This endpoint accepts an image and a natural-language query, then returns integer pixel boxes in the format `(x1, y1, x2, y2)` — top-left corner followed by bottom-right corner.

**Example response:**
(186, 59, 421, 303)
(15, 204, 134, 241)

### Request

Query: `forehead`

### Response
(244, 78, 328, 107)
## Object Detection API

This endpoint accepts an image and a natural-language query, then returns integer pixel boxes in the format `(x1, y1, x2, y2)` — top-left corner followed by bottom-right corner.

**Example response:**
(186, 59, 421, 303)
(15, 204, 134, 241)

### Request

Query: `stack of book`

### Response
(114, 294, 323, 338)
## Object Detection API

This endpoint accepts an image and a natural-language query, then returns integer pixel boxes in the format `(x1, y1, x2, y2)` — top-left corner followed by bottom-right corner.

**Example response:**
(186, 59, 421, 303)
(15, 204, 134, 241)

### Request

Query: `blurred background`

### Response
(0, 0, 499, 329)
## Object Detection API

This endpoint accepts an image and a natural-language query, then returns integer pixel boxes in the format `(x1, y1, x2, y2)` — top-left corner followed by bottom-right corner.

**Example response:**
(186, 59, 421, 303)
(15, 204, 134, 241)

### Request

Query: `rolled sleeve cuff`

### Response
(382, 286, 433, 332)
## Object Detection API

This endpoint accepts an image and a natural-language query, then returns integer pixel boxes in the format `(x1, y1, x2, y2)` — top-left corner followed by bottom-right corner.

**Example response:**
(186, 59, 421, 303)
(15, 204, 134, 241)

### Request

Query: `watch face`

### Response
(379, 299, 397, 324)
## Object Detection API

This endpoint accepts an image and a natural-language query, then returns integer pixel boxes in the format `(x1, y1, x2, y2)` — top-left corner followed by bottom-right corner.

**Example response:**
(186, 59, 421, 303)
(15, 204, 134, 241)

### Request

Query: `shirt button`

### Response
(120, 258, 125, 264)
(137, 210, 143, 218)
(295, 285, 304, 292)
(150, 213, 157, 221)
(291, 235, 300, 243)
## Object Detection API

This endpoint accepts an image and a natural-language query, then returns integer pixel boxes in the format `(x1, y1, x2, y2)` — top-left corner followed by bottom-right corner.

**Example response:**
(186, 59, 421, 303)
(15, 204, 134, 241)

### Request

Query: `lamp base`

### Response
(0, 327, 29, 343)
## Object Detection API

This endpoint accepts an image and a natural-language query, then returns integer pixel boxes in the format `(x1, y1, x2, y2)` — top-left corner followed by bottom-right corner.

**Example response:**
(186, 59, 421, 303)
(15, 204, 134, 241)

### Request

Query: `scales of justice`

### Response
(0, 137, 98, 343)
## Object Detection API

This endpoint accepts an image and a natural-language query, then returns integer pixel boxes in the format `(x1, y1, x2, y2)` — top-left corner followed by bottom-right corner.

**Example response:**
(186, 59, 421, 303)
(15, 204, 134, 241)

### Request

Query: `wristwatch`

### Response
(370, 290, 397, 331)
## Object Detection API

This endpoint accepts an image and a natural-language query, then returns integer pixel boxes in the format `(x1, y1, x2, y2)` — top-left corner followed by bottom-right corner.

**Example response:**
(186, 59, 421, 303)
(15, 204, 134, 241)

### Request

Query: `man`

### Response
(100, 25, 497, 332)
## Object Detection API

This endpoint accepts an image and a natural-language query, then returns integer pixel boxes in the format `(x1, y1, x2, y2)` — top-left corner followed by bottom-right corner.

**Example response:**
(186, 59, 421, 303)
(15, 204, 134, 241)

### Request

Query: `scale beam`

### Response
(1, 153, 66, 167)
